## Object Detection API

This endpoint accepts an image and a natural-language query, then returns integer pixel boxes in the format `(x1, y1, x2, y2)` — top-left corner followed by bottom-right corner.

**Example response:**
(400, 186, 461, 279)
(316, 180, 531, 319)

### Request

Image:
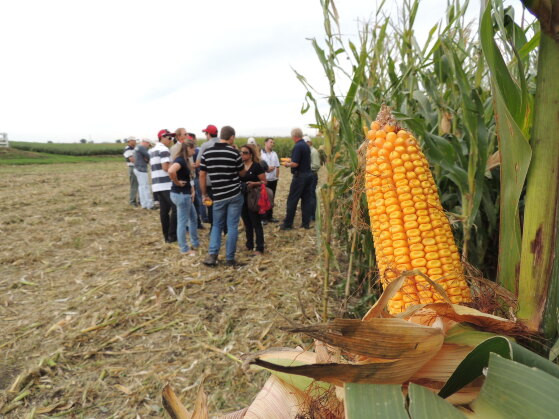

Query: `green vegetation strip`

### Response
(0, 147, 121, 165)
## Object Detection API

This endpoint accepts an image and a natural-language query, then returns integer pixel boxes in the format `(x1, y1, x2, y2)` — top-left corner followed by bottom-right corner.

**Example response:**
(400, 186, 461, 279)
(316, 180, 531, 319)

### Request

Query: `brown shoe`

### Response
(203, 254, 218, 266)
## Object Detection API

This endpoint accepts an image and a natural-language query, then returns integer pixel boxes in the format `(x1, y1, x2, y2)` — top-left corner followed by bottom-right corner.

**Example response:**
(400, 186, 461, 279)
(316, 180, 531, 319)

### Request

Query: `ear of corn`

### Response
(365, 107, 471, 314)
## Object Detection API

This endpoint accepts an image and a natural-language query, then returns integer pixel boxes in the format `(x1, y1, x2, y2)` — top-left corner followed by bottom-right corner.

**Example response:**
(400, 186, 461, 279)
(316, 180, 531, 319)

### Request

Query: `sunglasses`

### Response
(241, 150, 251, 155)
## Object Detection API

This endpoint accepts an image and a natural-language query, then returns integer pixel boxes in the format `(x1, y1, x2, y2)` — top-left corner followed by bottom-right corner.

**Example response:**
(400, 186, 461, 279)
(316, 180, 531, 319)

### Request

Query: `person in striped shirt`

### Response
(149, 129, 177, 243)
(199, 126, 247, 266)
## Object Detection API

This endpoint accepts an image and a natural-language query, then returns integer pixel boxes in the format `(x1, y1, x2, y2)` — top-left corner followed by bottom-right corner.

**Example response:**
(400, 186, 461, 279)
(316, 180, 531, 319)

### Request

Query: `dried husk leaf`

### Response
(411, 343, 474, 383)
(246, 348, 317, 366)
(192, 383, 209, 419)
(220, 407, 248, 419)
(250, 358, 404, 386)
(246, 348, 328, 394)
(362, 275, 407, 320)
(242, 375, 306, 419)
(284, 318, 444, 361)
(405, 304, 522, 335)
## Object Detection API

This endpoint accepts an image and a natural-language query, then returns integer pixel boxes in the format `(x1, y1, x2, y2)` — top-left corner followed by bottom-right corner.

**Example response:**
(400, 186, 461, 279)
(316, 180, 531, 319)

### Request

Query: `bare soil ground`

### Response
(0, 161, 324, 417)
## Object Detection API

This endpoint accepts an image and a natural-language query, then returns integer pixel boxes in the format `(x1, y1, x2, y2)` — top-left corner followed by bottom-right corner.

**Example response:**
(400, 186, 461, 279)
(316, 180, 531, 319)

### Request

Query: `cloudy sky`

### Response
(1, 0, 489, 142)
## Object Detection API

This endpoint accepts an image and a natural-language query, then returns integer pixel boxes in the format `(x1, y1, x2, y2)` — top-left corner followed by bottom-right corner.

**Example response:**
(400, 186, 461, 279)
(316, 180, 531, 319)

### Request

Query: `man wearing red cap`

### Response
(196, 125, 219, 226)
(149, 129, 177, 243)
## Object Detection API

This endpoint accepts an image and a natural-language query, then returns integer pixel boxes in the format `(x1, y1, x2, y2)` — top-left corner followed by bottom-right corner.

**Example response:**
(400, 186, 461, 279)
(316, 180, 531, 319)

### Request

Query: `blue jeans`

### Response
(209, 193, 244, 261)
(170, 192, 200, 253)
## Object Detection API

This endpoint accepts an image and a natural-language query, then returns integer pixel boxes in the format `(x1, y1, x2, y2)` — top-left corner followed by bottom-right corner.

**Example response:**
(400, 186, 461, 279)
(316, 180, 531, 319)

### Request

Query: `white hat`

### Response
(127, 136, 137, 142)
(247, 137, 256, 145)
(303, 135, 312, 143)
(141, 138, 153, 145)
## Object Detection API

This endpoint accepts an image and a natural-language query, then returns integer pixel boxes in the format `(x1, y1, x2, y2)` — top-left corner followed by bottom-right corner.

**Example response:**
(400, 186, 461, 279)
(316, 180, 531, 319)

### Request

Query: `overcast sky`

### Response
(1, 0, 499, 142)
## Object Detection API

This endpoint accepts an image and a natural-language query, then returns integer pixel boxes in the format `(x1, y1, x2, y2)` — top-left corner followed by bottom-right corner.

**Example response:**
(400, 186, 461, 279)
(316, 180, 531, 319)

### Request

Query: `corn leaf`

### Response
(344, 383, 408, 419)
(439, 335, 559, 399)
(408, 383, 466, 419)
(549, 337, 559, 362)
(471, 353, 559, 419)
(480, 1, 532, 292)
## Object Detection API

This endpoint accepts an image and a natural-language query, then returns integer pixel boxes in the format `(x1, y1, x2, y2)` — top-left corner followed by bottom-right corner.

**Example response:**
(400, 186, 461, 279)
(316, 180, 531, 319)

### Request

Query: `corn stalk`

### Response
(516, 0, 559, 334)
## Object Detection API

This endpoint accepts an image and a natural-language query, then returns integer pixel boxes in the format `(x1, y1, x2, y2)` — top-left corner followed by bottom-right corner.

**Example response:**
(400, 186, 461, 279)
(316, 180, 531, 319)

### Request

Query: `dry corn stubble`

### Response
(0, 161, 323, 417)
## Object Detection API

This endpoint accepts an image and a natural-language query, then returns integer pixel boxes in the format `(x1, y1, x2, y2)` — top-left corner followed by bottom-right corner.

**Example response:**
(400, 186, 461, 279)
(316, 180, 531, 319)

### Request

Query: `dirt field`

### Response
(0, 161, 325, 417)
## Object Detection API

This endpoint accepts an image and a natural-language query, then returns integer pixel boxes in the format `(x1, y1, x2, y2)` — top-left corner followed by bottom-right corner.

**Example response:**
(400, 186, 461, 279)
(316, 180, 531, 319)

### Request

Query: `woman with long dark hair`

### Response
(239, 144, 267, 255)
(168, 141, 199, 255)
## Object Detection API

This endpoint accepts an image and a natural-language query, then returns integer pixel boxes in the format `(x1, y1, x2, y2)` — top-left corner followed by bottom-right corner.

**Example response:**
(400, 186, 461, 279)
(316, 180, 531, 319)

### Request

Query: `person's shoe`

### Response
(165, 238, 177, 243)
(262, 220, 268, 225)
(225, 259, 245, 267)
(198, 223, 205, 229)
(279, 224, 293, 231)
(182, 250, 196, 257)
(269, 218, 279, 223)
(203, 254, 218, 266)
(301, 225, 312, 230)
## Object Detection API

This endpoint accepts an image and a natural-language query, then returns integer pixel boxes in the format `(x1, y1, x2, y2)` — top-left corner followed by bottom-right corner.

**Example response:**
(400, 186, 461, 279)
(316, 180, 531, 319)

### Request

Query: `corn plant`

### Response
(480, 0, 559, 335)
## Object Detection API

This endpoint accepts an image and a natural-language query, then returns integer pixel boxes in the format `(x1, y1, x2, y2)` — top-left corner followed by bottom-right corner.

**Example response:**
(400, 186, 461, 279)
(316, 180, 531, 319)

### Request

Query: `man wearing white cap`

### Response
(134, 138, 155, 209)
(123, 136, 139, 206)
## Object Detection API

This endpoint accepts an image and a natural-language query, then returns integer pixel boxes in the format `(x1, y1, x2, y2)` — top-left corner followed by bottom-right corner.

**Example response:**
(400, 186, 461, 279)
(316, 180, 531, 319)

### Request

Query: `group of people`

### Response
(123, 125, 320, 266)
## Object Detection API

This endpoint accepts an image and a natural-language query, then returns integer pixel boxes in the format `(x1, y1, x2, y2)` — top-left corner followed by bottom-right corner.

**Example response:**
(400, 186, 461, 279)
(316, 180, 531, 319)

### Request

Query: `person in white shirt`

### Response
(123, 136, 139, 206)
(260, 137, 280, 223)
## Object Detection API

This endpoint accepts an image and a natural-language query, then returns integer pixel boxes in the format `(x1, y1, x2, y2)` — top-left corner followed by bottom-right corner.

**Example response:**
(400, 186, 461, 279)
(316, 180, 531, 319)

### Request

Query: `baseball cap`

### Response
(303, 135, 312, 143)
(127, 136, 137, 142)
(202, 125, 218, 135)
(157, 129, 175, 140)
(247, 137, 256, 145)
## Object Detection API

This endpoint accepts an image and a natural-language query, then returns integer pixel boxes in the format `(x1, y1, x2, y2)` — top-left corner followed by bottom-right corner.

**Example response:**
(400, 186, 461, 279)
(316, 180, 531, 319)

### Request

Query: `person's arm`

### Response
(124, 149, 135, 163)
(285, 146, 299, 168)
(237, 154, 247, 177)
(200, 170, 207, 197)
(273, 153, 280, 178)
(168, 162, 187, 187)
(159, 149, 171, 171)
(195, 147, 203, 168)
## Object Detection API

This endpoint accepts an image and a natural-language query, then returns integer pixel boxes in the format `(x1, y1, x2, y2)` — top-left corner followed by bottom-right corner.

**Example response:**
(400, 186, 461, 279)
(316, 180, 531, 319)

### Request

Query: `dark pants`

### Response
(241, 197, 265, 252)
(264, 179, 278, 220)
(309, 172, 318, 221)
(283, 172, 313, 228)
(154, 190, 177, 242)
(194, 177, 207, 223)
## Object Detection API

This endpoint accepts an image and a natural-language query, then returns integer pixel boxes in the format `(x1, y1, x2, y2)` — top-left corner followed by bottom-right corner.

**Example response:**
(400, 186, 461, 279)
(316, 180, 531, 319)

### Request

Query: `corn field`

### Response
(299, 0, 549, 321)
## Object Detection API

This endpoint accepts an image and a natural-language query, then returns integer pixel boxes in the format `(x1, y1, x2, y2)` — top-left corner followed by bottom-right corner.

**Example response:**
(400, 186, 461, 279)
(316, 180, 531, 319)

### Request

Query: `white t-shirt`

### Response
(260, 150, 280, 182)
